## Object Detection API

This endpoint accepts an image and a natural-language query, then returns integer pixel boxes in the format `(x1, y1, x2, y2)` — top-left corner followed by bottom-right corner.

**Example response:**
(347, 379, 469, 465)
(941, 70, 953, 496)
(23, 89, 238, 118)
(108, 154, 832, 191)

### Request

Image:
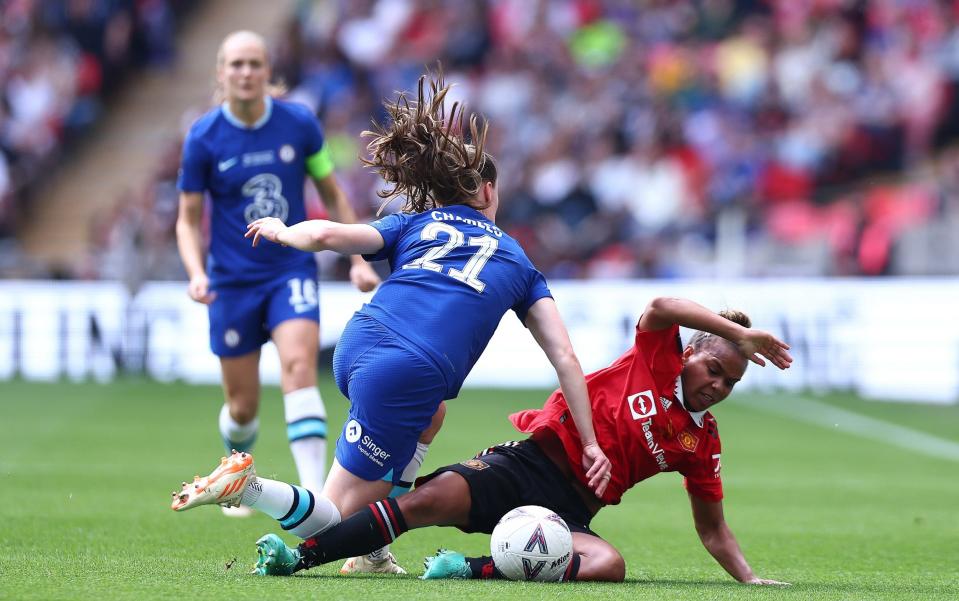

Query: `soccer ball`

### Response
(490, 505, 573, 582)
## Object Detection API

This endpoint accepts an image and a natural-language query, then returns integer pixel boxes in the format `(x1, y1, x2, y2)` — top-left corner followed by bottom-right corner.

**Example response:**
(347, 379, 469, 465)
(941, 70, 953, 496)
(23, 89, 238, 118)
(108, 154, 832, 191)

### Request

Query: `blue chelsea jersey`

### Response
(177, 97, 320, 286)
(360, 205, 552, 397)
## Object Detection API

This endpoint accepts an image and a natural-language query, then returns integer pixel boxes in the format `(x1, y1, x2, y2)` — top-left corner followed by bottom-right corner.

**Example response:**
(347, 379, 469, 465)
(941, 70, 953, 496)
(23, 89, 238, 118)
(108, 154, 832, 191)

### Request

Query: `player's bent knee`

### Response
(575, 538, 626, 582)
(281, 354, 314, 381)
(592, 547, 626, 582)
(605, 553, 627, 582)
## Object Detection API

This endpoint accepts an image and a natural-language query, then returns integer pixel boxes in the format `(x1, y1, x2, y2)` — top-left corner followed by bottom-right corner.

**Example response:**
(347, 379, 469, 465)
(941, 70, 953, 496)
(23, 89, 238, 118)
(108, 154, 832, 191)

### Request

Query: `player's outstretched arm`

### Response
(638, 297, 793, 369)
(525, 298, 612, 497)
(688, 493, 790, 586)
(314, 175, 381, 292)
(245, 217, 384, 255)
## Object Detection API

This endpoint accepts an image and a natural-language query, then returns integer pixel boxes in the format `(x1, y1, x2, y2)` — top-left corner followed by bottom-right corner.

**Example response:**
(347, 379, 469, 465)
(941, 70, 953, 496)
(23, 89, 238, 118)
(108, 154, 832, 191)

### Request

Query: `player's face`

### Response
(679, 340, 747, 412)
(218, 37, 269, 103)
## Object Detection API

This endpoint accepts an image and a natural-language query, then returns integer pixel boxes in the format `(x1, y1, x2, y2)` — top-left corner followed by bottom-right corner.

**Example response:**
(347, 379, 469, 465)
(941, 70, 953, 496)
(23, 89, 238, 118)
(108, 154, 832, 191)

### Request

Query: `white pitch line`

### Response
(739, 395, 959, 462)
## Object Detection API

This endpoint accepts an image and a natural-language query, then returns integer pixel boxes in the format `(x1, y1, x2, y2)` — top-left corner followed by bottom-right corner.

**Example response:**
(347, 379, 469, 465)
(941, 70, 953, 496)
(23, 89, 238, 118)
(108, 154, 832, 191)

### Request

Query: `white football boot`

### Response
(171, 450, 255, 512)
(340, 552, 408, 575)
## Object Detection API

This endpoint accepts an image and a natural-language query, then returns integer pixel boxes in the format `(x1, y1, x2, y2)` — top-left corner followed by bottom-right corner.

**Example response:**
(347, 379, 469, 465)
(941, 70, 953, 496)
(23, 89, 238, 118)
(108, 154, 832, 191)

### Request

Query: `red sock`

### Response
(466, 556, 501, 579)
(465, 553, 582, 581)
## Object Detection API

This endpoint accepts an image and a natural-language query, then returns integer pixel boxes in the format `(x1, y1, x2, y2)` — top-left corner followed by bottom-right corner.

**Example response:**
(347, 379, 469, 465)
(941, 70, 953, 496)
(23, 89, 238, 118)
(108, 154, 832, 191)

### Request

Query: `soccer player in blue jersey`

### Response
(174, 31, 382, 518)
(172, 72, 613, 572)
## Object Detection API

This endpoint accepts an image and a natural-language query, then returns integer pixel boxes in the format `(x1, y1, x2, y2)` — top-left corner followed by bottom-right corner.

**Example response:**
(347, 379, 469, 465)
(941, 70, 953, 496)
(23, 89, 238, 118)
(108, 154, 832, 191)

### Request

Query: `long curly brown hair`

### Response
(362, 69, 497, 215)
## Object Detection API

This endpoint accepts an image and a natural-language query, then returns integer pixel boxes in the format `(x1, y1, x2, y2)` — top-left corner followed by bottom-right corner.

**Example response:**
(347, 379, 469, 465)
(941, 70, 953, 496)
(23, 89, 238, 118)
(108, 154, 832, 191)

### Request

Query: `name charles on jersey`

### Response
(430, 210, 503, 238)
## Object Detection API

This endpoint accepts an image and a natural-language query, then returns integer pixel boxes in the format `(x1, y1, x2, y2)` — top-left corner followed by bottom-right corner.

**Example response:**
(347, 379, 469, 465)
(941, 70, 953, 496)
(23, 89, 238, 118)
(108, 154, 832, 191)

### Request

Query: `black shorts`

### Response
(418, 439, 599, 537)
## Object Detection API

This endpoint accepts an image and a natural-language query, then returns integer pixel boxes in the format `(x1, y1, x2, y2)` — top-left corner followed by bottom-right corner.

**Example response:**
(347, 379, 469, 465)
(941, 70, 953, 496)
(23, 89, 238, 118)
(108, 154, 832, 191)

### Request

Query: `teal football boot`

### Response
(420, 549, 472, 580)
(251, 533, 301, 576)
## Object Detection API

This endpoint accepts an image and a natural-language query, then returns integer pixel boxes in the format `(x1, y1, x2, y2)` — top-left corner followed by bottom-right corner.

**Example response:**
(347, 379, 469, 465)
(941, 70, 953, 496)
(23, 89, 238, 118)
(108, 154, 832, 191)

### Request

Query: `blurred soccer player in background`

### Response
(172, 71, 612, 574)
(225, 297, 792, 585)
(174, 31, 380, 515)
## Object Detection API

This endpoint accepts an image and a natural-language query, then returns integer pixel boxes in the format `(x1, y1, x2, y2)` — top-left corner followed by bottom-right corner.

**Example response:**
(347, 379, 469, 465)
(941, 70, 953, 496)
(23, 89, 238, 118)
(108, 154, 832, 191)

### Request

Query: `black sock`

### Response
(297, 498, 408, 570)
(466, 553, 582, 581)
(562, 553, 582, 581)
(466, 556, 502, 579)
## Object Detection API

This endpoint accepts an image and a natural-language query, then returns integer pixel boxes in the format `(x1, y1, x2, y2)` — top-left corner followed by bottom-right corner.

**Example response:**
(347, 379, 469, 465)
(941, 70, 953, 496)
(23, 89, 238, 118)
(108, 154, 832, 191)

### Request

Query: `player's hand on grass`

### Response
(246, 217, 288, 247)
(581, 440, 612, 498)
(736, 329, 793, 370)
(349, 261, 381, 293)
(745, 577, 791, 586)
(187, 274, 216, 304)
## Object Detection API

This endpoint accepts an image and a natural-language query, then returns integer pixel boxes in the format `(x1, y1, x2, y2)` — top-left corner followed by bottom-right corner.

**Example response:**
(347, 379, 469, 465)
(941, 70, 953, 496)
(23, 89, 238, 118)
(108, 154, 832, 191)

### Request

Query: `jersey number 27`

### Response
(402, 222, 499, 292)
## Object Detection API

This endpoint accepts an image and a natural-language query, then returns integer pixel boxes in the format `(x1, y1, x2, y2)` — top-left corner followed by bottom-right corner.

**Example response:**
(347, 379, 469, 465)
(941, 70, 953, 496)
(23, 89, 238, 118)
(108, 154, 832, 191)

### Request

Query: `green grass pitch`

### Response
(1, 378, 957, 600)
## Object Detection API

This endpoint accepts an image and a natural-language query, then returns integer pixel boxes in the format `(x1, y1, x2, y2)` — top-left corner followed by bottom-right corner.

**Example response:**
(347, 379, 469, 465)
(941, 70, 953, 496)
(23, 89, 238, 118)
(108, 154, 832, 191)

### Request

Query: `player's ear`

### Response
(483, 180, 494, 205)
(682, 345, 695, 364)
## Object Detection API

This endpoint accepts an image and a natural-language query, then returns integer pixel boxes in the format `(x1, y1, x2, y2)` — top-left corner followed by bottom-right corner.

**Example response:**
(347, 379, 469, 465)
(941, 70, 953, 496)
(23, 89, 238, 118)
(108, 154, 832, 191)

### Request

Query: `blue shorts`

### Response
(332, 314, 447, 484)
(208, 269, 320, 357)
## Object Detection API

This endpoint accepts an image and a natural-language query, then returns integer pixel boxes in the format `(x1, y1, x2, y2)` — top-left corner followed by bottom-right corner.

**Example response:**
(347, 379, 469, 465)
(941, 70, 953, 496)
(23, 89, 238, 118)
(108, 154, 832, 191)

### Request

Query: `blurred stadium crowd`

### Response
(0, 0, 189, 242)
(6, 0, 959, 282)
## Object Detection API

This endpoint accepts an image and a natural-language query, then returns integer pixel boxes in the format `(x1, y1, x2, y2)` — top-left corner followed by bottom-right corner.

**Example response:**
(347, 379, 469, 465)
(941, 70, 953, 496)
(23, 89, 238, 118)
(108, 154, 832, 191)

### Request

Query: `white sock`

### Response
(284, 387, 328, 492)
(218, 404, 258, 454)
(368, 442, 430, 562)
(242, 476, 341, 539)
(398, 442, 430, 487)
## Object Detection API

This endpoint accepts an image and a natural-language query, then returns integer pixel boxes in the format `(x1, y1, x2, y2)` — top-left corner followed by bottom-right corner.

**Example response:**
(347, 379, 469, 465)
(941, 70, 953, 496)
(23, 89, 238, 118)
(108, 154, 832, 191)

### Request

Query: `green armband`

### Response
(306, 146, 335, 179)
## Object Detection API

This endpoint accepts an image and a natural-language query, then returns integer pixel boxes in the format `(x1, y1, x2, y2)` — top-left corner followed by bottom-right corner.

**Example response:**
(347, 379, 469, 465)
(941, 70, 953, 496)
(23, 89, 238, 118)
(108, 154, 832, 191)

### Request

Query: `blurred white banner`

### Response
(0, 279, 955, 403)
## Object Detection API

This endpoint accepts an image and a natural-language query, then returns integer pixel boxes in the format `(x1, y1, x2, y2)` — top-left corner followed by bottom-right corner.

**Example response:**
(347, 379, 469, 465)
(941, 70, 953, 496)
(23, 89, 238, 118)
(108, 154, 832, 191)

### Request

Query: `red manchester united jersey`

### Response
(510, 323, 724, 504)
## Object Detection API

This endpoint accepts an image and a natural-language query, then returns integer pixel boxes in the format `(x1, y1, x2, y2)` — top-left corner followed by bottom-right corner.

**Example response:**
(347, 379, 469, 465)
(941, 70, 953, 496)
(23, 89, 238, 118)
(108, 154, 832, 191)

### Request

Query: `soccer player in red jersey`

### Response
(245, 296, 792, 585)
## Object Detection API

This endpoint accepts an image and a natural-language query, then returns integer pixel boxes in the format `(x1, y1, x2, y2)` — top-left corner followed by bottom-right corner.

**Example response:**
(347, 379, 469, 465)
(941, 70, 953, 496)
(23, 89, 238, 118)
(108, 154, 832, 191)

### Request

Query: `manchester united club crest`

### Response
(678, 430, 699, 452)
(460, 459, 489, 470)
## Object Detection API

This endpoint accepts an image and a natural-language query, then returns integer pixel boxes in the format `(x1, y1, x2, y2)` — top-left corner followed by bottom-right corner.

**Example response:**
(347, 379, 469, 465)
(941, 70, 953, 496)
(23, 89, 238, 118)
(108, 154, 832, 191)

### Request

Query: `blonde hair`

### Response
(361, 69, 496, 215)
(212, 30, 286, 105)
(688, 309, 752, 351)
